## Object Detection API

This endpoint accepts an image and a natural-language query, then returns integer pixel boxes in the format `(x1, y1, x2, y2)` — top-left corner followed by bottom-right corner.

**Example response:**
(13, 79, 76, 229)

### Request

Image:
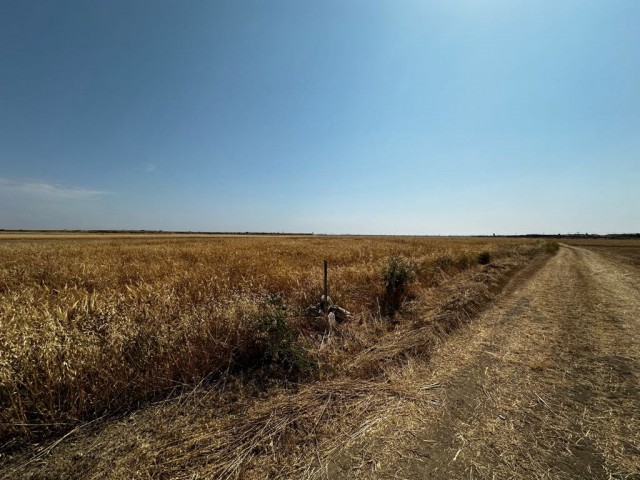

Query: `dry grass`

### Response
(0, 235, 550, 452)
(359, 244, 640, 480)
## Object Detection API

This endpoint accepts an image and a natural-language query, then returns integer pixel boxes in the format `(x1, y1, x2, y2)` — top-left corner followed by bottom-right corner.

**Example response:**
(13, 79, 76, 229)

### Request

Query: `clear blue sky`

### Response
(1, 0, 638, 234)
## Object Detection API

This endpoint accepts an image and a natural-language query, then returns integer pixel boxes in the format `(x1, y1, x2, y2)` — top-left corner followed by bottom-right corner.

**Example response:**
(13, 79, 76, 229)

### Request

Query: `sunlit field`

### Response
(0, 234, 550, 445)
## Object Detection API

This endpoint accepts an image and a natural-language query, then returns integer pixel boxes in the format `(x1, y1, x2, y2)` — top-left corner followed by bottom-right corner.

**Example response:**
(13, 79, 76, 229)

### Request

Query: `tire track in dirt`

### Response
(368, 245, 640, 479)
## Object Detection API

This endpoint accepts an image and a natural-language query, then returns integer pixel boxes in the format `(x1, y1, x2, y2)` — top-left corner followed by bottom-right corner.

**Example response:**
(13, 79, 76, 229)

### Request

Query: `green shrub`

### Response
(254, 295, 313, 376)
(381, 255, 415, 315)
(477, 251, 491, 265)
(543, 240, 560, 254)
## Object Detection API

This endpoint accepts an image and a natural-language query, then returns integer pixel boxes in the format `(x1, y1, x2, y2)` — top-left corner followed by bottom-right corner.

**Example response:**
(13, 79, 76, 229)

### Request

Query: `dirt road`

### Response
(368, 245, 640, 479)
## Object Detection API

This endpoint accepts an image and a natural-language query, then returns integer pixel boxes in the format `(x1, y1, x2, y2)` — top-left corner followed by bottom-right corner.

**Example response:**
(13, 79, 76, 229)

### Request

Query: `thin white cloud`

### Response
(144, 163, 156, 172)
(0, 177, 109, 199)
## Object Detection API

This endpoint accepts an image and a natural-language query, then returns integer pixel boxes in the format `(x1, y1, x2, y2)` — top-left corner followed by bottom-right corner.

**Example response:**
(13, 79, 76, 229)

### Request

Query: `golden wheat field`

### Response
(0, 234, 549, 447)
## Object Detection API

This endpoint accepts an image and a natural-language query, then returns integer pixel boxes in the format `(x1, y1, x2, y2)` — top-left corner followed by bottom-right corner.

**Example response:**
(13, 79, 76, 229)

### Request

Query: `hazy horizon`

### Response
(1, 1, 639, 235)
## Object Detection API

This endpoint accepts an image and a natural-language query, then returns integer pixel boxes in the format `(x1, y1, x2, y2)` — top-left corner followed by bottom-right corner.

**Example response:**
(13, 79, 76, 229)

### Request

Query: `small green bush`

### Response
(477, 251, 491, 265)
(381, 255, 415, 315)
(543, 241, 560, 254)
(254, 295, 313, 376)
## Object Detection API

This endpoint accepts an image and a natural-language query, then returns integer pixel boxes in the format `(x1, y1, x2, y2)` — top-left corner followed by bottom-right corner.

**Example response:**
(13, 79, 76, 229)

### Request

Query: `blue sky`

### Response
(1, 0, 638, 234)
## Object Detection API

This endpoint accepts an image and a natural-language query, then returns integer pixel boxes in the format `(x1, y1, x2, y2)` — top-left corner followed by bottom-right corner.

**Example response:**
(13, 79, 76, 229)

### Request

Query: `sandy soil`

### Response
(357, 244, 640, 479)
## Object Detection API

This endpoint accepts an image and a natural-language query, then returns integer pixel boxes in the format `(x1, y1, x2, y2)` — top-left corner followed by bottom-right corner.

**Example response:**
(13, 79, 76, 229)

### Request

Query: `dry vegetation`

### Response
(0, 235, 555, 465)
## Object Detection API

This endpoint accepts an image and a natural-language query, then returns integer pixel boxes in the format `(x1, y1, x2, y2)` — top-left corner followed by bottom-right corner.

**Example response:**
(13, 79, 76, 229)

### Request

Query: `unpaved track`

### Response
(372, 245, 640, 479)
